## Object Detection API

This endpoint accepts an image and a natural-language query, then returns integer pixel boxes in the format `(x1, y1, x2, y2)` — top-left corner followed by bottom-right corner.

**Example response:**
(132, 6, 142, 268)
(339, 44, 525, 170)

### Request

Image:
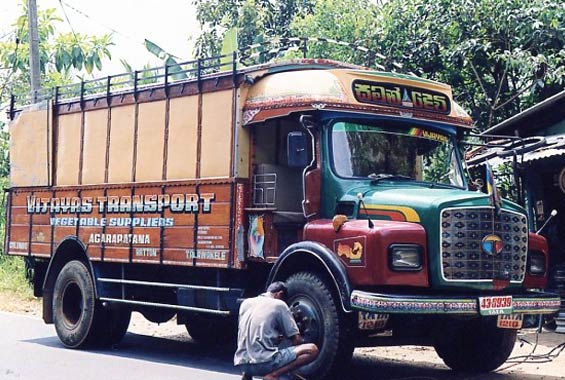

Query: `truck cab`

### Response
(242, 63, 560, 376)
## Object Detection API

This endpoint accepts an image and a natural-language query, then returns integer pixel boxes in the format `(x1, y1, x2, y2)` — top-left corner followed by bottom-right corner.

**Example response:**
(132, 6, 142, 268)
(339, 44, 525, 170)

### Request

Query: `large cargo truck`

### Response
(5, 55, 560, 378)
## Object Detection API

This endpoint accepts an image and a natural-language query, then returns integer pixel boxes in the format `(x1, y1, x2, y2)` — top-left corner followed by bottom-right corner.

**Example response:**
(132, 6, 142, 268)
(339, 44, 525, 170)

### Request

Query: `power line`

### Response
(58, 0, 95, 77)
(0, 29, 15, 41)
(59, 0, 146, 47)
(59, 0, 189, 61)
(58, 0, 83, 46)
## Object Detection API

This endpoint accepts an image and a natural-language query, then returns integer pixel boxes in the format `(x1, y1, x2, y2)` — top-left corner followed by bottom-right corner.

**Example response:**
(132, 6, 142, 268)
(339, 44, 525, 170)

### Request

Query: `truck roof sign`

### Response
(351, 80, 451, 115)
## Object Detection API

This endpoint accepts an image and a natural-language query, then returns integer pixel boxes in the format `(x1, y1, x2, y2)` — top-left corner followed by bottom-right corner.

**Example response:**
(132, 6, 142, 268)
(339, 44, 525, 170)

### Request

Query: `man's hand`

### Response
(291, 334, 303, 346)
(290, 302, 307, 335)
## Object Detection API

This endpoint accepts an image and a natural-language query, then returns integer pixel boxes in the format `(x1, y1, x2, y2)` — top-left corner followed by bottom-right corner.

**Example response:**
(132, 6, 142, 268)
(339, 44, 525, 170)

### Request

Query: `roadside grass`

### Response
(0, 253, 35, 301)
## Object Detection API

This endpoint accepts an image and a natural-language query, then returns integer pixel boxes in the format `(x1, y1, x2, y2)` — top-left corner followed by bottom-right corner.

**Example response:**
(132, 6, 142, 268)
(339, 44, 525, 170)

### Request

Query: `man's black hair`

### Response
(267, 281, 287, 295)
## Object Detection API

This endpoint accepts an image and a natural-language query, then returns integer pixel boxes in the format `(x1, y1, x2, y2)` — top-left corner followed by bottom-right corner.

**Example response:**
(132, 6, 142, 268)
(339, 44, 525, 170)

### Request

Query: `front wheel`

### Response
(434, 317, 517, 373)
(285, 272, 351, 380)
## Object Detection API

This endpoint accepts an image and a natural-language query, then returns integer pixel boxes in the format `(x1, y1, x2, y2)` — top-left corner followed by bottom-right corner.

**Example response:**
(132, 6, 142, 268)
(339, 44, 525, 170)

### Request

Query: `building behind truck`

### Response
(4, 51, 560, 379)
(480, 90, 565, 333)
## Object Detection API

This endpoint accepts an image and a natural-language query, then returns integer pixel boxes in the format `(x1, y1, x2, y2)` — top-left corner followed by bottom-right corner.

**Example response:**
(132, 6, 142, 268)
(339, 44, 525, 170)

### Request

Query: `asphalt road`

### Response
(0, 311, 240, 380)
(1, 311, 564, 380)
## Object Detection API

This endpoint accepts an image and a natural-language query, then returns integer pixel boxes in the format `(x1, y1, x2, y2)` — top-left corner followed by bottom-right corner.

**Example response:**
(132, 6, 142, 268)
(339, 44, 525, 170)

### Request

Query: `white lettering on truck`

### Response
(26, 193, 216, 215)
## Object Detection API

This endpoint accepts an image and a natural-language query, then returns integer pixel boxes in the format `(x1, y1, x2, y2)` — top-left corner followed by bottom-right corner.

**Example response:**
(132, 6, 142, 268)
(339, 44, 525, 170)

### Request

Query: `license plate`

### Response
(358, 312, 389, 330)
(479, 296, 513, 316)
(497, 314, 523, 329)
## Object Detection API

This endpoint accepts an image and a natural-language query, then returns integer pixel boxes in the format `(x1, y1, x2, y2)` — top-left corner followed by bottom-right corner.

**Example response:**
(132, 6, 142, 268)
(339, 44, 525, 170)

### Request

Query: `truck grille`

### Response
(440, 207, 528, 282)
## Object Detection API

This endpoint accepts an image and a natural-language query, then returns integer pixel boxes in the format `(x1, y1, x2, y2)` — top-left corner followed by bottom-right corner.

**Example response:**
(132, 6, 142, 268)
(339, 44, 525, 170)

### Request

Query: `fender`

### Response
(267, 241, 353, 312)
(42, 236, 96, 323)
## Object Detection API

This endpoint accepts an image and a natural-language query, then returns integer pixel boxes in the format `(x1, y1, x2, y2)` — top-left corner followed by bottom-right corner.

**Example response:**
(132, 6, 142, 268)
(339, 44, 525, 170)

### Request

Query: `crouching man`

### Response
(234, 281, 319, 380)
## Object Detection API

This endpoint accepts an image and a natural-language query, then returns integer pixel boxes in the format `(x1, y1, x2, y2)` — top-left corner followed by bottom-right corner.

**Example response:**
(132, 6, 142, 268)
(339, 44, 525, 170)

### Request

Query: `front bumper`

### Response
(351, 290, 561, 316)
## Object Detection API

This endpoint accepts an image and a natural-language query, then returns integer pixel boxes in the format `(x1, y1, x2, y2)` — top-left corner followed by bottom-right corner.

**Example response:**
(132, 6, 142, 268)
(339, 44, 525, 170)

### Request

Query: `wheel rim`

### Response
(61, 281, 83, 327)
(289, 295, 323, 344)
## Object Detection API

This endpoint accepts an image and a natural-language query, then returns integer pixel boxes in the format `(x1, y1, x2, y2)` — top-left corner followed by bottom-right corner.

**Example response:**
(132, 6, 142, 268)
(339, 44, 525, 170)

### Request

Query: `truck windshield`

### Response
(331, 121, 464, 187)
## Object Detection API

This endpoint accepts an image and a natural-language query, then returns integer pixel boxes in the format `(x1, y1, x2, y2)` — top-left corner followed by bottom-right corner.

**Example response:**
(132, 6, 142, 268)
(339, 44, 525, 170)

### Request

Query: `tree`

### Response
(292, 0, 564, 129)
(0, 2, 113, 104)
(364, 0, 564, 130)
(193, 0, 314, 59)
(194, 0, 564, 130)
(0, 3, 113, 254)
(290, 0, 382, 66)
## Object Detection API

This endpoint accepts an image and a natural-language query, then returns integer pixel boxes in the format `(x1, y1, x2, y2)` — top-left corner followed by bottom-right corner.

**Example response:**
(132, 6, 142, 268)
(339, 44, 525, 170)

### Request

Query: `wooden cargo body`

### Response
(7, 60, 251, 270)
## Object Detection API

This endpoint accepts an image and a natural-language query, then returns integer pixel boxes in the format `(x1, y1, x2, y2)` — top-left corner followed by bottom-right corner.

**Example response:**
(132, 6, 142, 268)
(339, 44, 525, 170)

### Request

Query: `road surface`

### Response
(0, 311, 240, 380)
(1, 311, 564, 380)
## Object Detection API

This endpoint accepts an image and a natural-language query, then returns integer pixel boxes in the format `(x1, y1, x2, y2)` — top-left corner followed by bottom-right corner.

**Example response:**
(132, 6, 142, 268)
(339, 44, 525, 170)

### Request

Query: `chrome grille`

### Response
(440, 207, 528, 282)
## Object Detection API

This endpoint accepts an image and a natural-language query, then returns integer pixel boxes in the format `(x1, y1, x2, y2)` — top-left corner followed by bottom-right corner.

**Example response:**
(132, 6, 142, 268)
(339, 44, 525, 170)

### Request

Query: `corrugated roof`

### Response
(522, 135, 565, 163)
(466, 134, 565, 166)
(483, 90, 565, 135)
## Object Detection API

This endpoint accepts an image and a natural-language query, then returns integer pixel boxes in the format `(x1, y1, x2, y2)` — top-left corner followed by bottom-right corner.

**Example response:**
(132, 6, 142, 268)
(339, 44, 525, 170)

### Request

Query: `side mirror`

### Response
(287, 131, 309, 167)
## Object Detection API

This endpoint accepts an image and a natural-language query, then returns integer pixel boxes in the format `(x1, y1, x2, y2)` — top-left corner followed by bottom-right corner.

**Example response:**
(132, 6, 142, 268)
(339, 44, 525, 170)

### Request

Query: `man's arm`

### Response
(277, 302, 300, 339)
(290, 334, 302, 346)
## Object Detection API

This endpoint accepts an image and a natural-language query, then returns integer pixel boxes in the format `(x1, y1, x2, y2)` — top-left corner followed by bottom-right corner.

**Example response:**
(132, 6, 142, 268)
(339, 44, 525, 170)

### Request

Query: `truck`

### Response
(4, 52, 561, 378)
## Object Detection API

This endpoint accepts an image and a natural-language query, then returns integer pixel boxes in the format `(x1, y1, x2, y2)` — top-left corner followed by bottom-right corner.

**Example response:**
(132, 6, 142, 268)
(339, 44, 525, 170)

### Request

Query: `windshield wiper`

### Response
(368, 173, 413, 185)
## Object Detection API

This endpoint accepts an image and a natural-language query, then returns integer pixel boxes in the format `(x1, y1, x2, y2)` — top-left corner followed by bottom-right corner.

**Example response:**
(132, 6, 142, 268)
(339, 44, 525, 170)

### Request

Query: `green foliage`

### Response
(194, 0, 564, 130)
(143, 39, 187, 80)
(290, 0, 381, 66)
(495, 162, 519, 203)
(0, 122, 8, 180)
(52, 33, 111, 75)
(0, 2, 113, 102)
(0, 254, 34, 299)
(376, 0, 564, 130)
(193, 0, 314, 58)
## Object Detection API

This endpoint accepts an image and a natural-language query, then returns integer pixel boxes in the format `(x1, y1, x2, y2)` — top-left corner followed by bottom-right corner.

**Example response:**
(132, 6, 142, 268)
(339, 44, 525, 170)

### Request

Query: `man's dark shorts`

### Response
(237, 347, 297, 376)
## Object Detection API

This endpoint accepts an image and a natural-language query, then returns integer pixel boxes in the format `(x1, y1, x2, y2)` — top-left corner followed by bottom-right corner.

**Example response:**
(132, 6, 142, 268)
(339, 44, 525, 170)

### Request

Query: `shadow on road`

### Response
(23, 332, 564, 380)
(24, 332, 240, 376)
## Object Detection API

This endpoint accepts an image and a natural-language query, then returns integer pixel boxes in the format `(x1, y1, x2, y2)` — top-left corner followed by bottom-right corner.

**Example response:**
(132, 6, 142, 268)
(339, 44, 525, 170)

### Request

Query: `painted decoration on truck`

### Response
(8, 183, 233, 268)
(408, 128, 449, 143)
(25, 193, 215, 248)
(364, 204, 421, 223)
(334, 236, 366, 266)
(248, 214, 265, 259)
(352, 80, 451, 115)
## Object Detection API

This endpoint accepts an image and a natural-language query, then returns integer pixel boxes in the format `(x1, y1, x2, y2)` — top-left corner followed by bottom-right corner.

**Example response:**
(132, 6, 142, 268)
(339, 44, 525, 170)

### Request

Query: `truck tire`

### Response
(52, 260, 100, 348)
(285, 271, 350, 380)
(185, 315, 237, 347)
(93, 307, 131, 347)
(434, 317, 517, 373)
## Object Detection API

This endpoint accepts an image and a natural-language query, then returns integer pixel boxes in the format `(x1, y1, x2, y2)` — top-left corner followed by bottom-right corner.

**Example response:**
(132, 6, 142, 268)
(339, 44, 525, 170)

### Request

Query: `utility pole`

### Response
(27, 0, 41, 102)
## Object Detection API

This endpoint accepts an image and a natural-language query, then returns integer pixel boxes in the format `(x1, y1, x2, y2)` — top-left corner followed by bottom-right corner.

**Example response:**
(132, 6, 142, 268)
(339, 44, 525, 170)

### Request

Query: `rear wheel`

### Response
(185, 315, 237, 347)
(93, 306, 131, 347)
(53, 260, 99, 348)
(285, 272, 352, 380)
(53, 260, 130, 348)
(434, 317, 517, 373)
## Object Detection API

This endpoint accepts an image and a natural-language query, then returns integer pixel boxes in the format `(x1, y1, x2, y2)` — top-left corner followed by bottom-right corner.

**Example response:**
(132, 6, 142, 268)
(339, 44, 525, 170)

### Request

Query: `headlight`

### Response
(388, 244, 423, 271)
(527, 251, 546, 276)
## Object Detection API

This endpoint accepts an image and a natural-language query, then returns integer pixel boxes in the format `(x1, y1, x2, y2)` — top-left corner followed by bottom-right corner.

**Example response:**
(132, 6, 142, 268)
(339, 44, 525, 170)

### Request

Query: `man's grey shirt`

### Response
(234, 293, 300, 365)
